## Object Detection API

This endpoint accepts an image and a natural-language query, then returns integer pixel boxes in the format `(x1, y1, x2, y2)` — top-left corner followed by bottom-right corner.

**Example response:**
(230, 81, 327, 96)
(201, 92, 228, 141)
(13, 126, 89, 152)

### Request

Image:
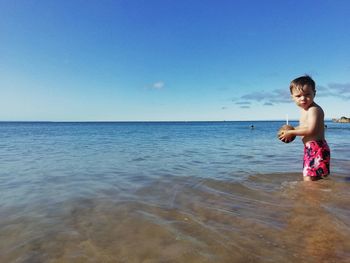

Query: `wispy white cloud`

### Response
(152, 81, 165, 90)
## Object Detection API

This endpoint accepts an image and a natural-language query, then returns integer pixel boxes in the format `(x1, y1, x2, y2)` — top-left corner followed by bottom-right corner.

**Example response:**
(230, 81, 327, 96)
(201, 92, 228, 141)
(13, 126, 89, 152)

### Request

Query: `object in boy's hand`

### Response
(278, 125, 296, 143)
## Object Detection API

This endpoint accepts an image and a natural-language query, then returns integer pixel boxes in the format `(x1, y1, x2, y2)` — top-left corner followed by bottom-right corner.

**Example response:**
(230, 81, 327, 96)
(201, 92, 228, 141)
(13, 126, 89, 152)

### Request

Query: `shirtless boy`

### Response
(279, 75, 330, 181)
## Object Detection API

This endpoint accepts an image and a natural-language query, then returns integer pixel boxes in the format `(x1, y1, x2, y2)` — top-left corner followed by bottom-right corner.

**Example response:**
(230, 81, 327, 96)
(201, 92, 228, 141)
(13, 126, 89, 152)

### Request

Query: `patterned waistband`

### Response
(304, 139, 328, 148)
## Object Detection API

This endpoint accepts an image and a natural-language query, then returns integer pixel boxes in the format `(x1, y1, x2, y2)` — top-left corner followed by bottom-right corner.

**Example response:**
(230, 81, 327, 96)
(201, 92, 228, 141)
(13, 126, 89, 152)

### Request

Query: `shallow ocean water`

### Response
(0, 121, 349, 262)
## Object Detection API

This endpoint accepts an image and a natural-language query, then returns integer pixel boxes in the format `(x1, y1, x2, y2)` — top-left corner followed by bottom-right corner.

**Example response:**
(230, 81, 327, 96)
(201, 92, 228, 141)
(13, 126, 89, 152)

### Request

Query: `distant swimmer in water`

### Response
(250, 125, 254, 129)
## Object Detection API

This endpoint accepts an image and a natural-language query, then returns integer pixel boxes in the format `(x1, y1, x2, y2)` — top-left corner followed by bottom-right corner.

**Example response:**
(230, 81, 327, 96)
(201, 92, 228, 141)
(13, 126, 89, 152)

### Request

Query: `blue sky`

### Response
(1, 0, 349, 121)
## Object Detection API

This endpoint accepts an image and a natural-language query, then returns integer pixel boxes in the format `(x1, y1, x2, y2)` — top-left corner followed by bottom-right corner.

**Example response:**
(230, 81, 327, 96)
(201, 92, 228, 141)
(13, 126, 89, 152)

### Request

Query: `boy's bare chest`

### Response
(299, 112, 308, 127)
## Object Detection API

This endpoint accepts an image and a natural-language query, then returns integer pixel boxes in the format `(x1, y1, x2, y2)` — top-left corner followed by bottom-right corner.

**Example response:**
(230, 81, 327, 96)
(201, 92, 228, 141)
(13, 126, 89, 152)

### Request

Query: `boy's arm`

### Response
(289, 107, 322, 137)
(279, 107, 321, 140)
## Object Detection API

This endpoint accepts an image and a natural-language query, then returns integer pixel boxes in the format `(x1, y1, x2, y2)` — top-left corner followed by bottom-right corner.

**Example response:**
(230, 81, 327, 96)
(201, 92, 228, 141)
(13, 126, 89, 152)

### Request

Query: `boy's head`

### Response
(290, 75, 316, 109)
(289, 75, 316, 95)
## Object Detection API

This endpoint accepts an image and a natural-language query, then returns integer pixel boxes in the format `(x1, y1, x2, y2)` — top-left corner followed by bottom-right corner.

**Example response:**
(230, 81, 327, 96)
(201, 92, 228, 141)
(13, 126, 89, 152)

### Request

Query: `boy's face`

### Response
(291, 85, 315, 110)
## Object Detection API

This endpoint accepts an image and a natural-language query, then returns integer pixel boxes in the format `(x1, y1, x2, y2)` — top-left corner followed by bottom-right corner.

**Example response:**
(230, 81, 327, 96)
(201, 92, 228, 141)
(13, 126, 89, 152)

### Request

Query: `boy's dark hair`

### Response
(290, 75, 316, 94)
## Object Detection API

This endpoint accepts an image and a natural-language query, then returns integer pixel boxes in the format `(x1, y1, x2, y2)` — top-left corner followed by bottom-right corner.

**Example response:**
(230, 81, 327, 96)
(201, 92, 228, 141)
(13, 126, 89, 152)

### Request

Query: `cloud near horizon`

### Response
(240, 105, 250, 109)
(236, 81, 350, 107)
(235, 101, 252, 105)
(316, 83, 350, 100)
(234, 101, 252, 109)
(239, 88, 290, 105)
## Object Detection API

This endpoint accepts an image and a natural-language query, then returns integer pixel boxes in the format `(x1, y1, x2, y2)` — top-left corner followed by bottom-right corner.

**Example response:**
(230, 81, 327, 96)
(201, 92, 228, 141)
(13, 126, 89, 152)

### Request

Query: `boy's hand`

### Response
(278, 125, 296, 143)
(278, 130, 293, 143)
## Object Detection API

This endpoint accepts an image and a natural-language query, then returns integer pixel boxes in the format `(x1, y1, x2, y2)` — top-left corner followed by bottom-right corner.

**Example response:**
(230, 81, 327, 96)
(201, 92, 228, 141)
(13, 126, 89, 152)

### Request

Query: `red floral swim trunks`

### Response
(303, 140, 330, 178)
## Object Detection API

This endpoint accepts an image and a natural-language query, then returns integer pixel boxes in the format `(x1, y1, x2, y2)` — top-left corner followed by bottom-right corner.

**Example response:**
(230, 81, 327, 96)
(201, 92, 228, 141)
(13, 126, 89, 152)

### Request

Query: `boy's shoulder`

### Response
(308, 103, 324, 116)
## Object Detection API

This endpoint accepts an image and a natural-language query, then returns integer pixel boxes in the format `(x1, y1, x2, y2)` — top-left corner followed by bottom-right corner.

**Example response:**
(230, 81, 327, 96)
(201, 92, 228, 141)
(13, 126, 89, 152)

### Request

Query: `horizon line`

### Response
(0, 119, 331, 123)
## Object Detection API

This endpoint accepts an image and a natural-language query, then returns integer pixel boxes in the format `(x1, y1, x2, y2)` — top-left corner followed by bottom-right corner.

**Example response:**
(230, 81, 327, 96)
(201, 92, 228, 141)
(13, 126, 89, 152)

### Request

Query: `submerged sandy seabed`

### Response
(1, 172, 349, 263)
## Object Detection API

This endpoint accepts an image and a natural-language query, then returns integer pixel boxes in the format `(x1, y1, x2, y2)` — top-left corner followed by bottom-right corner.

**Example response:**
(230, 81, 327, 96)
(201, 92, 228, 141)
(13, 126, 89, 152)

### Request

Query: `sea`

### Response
(0, 121, 349, 263)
